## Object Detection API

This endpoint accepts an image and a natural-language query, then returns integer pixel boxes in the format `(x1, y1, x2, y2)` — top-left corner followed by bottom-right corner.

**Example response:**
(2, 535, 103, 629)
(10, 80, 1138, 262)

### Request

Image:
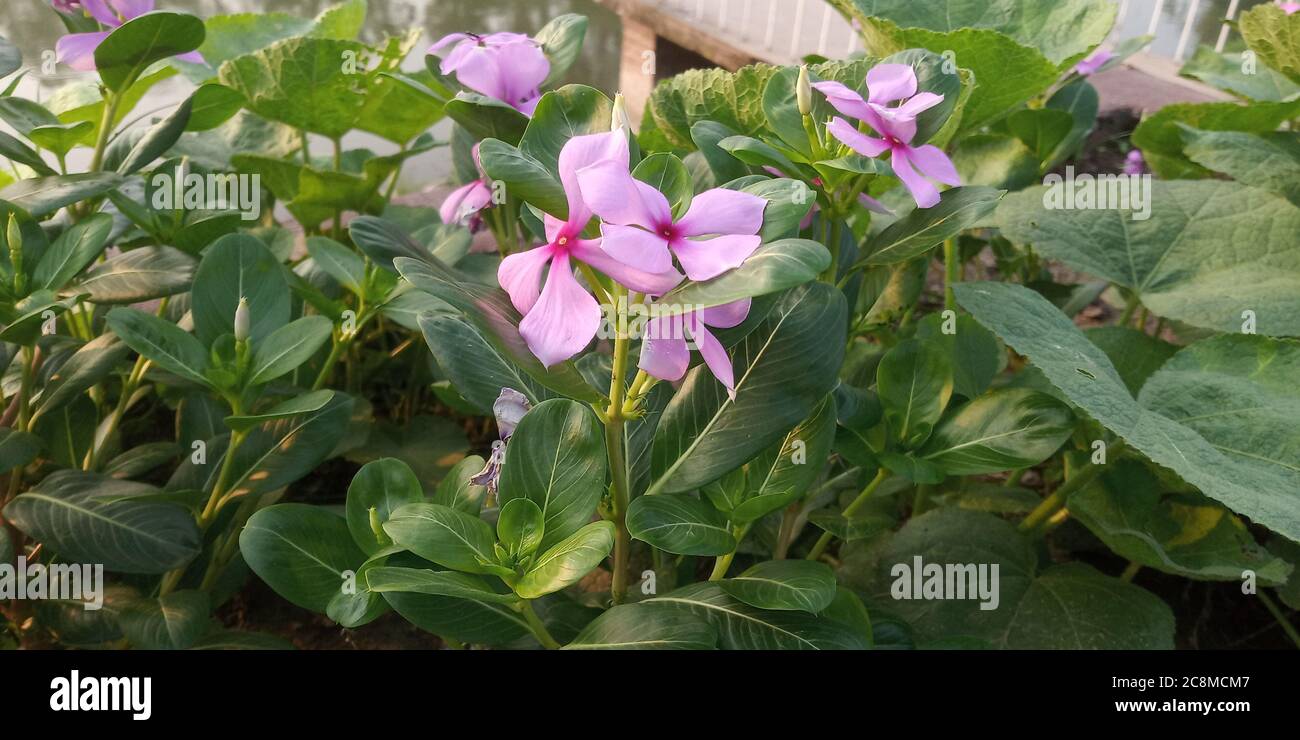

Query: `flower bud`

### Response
(611, 92, 632, 132)
(493, 387, 531, 439)
(796, 65, 812, 116)
(233, 296, 250, 342)
(7, 214, 23, 295)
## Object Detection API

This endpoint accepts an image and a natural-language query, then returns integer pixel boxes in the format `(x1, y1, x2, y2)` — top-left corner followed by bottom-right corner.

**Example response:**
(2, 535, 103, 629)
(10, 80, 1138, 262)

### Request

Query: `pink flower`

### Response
(812, 64, 960, 209)
(1123, 149, 1145, 176)
(640, 299, 751, 399)
(1074, 49, 1114, 76)
(56, 0, 205, 72)
(577, 158, 768, 282)
(497, 131, 684, 367)
(429, 32, 549, 116)
(1278, 1, 1299, 15)
(440, 143, 493, 231)
(50, 0, 83, 12)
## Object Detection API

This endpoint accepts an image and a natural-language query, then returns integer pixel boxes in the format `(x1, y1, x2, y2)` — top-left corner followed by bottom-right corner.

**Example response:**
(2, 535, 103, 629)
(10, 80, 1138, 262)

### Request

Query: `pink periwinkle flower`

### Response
(1074, 49, 1114, 76)
(497, 131, 684, 367)
(429, 32, 549, 116)
(1123, 149, 1145, 176)
(577, 156, 769, 282)
(56, 0, 205, 72)
(440, 143, 493, 232)
(640, 299, 752, 400)
(812, 64, 960, 209)
(51, 0, 83, 12)
(1277, 1, 1299, 15)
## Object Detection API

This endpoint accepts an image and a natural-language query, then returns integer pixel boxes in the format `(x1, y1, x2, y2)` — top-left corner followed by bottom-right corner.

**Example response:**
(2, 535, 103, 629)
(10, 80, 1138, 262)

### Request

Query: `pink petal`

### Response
(907, 144, 961, 186)
(857, 194, 894, 215)
(701, 298, 751, 329)
(82, 0, 121, 25)
(516, 94, 542, 117)
(866, 63, 918, 104)
(557, 131, 628, 229)
(598, 224, 675, 274)
(891, 147, 940, 209)
(570, 239, 684, 296)
(576, 160, 670, 229)
(446, 45, 508, 101)
(865, 103, 917, 144)
(428, 32, 473, 55)
(440, 180, 492, 225)
(56, 31, 112, 71)
(670, 234, 761, 282)
(676, 188, 766, 237)
(482, 32, 535, 47)
(826, 117, 890, 158)
(498, 244, 554, 315)
(895, 92, 944, 119)
(493, 41, 550, 111)
(110, 0, 153, 20)
(174, 50, 207, 65)
(687, 318, 737, 400)
(518, 253, 601, 367)
(810, 80, 873, 121)
(638, 316, 690, 382)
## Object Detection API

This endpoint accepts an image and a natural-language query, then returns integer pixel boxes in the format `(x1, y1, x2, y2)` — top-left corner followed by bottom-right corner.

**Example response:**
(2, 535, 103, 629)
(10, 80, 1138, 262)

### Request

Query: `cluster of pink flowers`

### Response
(55, 0, 205, 71)
(497, 128, 766, 397)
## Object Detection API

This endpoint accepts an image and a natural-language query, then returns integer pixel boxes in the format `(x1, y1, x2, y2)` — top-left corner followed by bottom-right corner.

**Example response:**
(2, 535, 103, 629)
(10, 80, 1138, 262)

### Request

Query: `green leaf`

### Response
(950, 135, 1038, 192)
(247, 315, 332, 385)
(1180, 46, 1300, 101)
(365, 566, 517, 604)
(477, 138, 566, 219)
(1043, 78, 1100, 169)
(732, 393, 837, 523)
(305, 236, 365, 294)
(563, 603, 717, 650)
(858, 187, 1003, 267)
(514, 521, 615, 599)
(919, 388, 1072, 475)
(1007, 108, 1074, 166)
(191, 234, 290, 346)
(646, 581, 868, 650)
(75, 246, 195, 304)
(32, 214, 113, 292)
(33, 333, 131, 422)
(995, 180, 1300, 336)
(346, 458, 423, 555)
(1086, 325, 1177, 395)
(119, 591, 210, 650)
(432, 455, 488, 514)
(219, 36, 369, 138)
(913, 312, 1002, 399)
(497, 498, 545, 559)
(627, 494, 735, 556)
(417, 312, 551, 415)
(1131, 99, 1300, 178)
(876, 338, 953, 448)
(498, 398, 606, 551)
(535, 13, 589, 88)
(212, 392, 355, 500)
(690, 121, 751, 184)
(955, 282, 1300, 542)
(656, 238, 829, 311)
(1070, 459, 1290, 584)
(0, 427, 40, 474)
(649, 282, 846, 494)
(4, 470, 200, 573)
(647, 64, 779, 150)
(105, 307, 210, 387)
(94, 12, 205, 93)
(187, 83, 245, 131)
(224, 390, 335, 433)
(718, 135, 800, 176)
(444, 93, 530, 144)
(737, 177, 814, 241)
(519, 84, 613, 178)
(28, 122, 95, 158)
(382, 502, 498, 575)
(0, 173, 125, 217)
(377, 553, 527, 644)
(721, 560, 836, 613)
(117, 95, 194, 175)
(633, 152, 693, 217)
(0, 131, 56, 175)
(240, 503, 365, 613)
(1239, 2, 1300, 85)
(1180, 129, 1300, 207)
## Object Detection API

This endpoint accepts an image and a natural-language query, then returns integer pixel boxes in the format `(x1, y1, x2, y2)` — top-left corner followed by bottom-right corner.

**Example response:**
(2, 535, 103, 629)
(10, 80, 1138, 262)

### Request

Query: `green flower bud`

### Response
(233, 296, 250, 343)
(797, 65, 813, 116)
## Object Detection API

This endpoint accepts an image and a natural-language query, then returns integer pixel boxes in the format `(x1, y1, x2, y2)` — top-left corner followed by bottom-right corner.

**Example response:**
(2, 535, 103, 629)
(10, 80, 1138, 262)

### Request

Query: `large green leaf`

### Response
(919, 388, 1073, 475)
(382, 502, 498, 575)
(518, 84, 612, 178)
(498, 399, 606, 551)
(1131, 99, 1300, 178)
(514, 521, 615, 599)
(563, 603, 717, 650)
(862, 508, 1174, 648)
(247, 315, 332, 385)
(647, 64, 779, 149)
(4, 471, 200, 573)
(94, 12, 205, 92)
(656, 239, 829, 311)
(416, 312, 551, 415)
(1180, 129, 1300, 207)
(191, 234, 290, 346)
(32, 214, 113, 292)
(478, 138, 567, 219)
(857, 187, 1003, 267)
(219, 36, 370, 138)
(105, 307, 209, 387)
(730, 393, 837, 524)
(995, 181, 1300, 336)
(0, 427, 41, 474)
(626, 493, 735, 556)
(365, 566, 516, 604)
(720, 560, 836, 613)
(1180, 46, 1300, 102)
(33, 333, 131, 422)
(240, 504, 365, 613)
(210, 392, 354, 500)
(646, 582, 868, 650)
(876, 338, 952, 449)
(118, 591, 210, 650)
(1239, 2, 1300, 85)
(955, 282, 1300, 542)
(75, 246, 195, 304)
(649, 283, 846, 494)
(345, 458, 423, 555)
(0, 173, 125, 217)
(534, 13, 589, 88)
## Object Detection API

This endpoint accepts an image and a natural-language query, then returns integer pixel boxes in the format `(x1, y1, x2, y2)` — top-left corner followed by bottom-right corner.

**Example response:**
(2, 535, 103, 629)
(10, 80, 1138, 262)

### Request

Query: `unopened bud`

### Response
(611, 92, 632, 132)
(233, 296, 250, 342)
(7, 215, 23, 295)
(796, 65, 812, 116)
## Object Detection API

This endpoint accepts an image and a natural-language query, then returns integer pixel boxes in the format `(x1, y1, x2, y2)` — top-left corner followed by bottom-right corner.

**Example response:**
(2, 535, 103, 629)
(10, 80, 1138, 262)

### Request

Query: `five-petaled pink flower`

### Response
(498, 131, 683, 367)
(813, 64, 960, 209)
(440, 143, 493, 232)
(56, 0, 205, 72)
(640, 299, 751, 399)
(577, 155, 768, 282)
(1074, 49, 1114, 76)
(429, 32, 549, 116)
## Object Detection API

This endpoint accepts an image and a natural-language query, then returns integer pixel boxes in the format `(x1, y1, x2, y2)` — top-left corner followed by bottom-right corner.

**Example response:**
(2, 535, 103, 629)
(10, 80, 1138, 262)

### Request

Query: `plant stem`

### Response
(1117, 293, 1140, 326)
(88, 92, 120, 173)
(313, 332, 352, 390)
(820, 215, 842, 283)
(603, 286, 633, 605)
(1018, 460, 1106, 534)
(1119, 561, 1141, 582)
(806, 467, 888, 561)
(709, 552, 736, 581)
(83, 353, 150, 471)
(518, 600, 561, 649)
(943, 238, 960, 311)
(1258, 591, 1300, 649)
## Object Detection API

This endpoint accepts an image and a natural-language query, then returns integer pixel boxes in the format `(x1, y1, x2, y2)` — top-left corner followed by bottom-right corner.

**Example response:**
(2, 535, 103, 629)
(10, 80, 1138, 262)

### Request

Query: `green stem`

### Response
(1259, 591, 1300, 649)
(312, 333, 352, 390)
(518, 600, 561, 649)
(709, 552, 736, 581)
(820, 215, 842, 283)
(1119, 561, 1141, 583)
(806, 468, 888, 561)
(83, 353, 150, 470)
(603, 286, 633, 605)
(88, 92, 120, 174)
(1117, 293, 1140, 326)
(1018, 460, 1106, 534)
(943, 238, 960, 311)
